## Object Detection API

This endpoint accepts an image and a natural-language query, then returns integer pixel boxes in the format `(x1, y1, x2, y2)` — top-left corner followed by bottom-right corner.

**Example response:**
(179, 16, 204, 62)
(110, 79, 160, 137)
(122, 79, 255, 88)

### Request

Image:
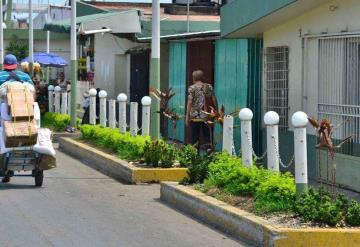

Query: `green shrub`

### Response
(254, 172, 296, 213)
(42, 112, 80, 131)
(160, 143, 176, 168)
(204, 153, 296, 214)
(205, 153, 241, 188)
(80, 125, 149, 161)
(295, 188, 321, 222)
(143, 140, 162, 167)
(180, 152, 215, 185)
(346, 200, 360, 226)
(177, 145, 198, 168)
(143, 140, 176, 168)
(295, 188, 352, 227)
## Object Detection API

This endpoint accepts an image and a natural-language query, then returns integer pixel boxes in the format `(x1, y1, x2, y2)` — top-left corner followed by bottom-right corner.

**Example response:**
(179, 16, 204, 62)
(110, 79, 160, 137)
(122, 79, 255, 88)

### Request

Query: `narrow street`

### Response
(0, 149, 249, 247)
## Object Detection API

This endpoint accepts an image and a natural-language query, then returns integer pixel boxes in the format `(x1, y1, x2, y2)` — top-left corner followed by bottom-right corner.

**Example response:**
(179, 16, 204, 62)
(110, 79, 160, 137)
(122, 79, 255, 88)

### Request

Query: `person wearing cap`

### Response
(0, 54, 33, 85)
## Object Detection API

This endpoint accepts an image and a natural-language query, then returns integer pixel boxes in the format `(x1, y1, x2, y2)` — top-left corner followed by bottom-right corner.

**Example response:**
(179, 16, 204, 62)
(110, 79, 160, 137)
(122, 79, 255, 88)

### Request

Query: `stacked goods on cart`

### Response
(3, 84, 38, 148)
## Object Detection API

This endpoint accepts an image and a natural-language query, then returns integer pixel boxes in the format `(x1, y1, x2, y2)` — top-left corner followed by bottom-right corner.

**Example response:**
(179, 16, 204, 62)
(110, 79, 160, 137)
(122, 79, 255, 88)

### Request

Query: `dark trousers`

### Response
(82, 107, 90, 125)
(190, 121, 210, 145)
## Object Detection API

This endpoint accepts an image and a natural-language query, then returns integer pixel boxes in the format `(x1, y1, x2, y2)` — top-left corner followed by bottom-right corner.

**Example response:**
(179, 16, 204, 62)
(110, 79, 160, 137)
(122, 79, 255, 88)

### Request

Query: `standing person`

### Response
(95, 88, 101, 124)
(81, 91, 90, 124)
(57, 72, 66, 91)
(185, 70, 217, 148)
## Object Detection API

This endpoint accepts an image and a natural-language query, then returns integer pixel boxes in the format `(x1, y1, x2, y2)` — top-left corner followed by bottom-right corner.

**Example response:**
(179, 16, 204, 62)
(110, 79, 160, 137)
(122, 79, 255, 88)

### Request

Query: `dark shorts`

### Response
(190, 120, 210, 145)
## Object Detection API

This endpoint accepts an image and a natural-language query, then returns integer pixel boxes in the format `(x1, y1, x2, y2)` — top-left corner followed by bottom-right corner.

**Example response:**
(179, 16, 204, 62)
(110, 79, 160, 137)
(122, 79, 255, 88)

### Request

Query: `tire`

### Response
(1, 176, 10, 183)
(35, 170, 43, 187)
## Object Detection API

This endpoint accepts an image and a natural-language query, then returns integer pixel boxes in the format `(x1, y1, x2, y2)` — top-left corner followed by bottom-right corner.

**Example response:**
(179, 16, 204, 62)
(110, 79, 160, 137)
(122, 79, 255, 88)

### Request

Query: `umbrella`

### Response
(21, 52, 68, 68)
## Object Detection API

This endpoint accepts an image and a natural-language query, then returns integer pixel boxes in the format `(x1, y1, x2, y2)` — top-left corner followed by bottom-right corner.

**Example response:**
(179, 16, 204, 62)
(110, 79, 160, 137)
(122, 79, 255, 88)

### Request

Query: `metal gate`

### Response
(318, 36, 360, 156)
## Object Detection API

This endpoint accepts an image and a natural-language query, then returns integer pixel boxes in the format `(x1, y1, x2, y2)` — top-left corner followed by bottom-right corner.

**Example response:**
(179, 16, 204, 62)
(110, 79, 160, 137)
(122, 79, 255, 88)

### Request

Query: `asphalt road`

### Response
(0, 149, 250, 247)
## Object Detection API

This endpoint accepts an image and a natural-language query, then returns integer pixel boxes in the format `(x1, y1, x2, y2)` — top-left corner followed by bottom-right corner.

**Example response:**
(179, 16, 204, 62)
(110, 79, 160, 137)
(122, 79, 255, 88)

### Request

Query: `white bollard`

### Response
(264, 111, 280, 171)
(54, 86, 61, 113)
(108, 99, 116, 129)
(61, 91, 68, 114)
(291, 111, 309, 198)
(99, 90, 107, 127)
(239, 108, 253, 166)
(141, 96, 151, 136)
(89, 88, 97, 125)
(67, 91, 71, 115)
(48, 85, 54, 112)
(117, 93, 127, 133)
(222, 115, 234, 155)
(130, 102, 138, 136)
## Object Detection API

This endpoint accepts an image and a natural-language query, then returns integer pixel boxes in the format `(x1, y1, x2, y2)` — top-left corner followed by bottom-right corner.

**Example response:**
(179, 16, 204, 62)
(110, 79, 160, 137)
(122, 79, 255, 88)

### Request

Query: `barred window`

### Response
(318, 36, 360, 156)
(264, 46, 289, 130)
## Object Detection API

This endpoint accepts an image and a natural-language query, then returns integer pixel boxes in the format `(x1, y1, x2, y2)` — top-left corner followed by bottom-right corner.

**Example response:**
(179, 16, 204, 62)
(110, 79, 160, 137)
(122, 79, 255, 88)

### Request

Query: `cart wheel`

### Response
(35, 170, 43, 187)
(1, 176, 10, 183)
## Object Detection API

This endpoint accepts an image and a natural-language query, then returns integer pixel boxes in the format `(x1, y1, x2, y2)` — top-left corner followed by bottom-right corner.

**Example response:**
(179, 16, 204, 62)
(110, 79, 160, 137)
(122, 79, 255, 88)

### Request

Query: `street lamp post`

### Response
(150, 0, 160, 139)
(70, 0, 77, 126)
(46, 0, 51, 84)
(29, 0, 34, 76)
(0, 0, 4, 70)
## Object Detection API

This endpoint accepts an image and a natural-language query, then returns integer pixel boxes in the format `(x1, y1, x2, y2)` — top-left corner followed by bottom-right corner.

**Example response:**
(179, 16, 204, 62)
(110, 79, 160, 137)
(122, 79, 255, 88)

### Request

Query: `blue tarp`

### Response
(21, 52, 68, 67)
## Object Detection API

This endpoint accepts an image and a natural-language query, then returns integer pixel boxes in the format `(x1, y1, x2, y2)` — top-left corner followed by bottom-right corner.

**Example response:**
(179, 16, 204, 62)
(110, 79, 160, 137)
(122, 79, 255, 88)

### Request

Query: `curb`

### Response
(52, 132, 81, 143)
(59, 137, 188, 184)
(160, 182, 360, 247)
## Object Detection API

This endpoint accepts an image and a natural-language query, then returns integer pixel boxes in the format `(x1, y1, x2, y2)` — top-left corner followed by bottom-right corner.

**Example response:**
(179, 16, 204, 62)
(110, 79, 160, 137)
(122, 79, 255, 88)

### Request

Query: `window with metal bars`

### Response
(318, 36, 360, 156)
(264, 46, 289, 130)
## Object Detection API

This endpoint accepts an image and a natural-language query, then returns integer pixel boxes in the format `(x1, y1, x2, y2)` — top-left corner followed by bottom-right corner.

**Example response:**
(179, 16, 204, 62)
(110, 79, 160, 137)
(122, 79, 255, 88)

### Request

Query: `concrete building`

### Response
(221, 0, 360, 191)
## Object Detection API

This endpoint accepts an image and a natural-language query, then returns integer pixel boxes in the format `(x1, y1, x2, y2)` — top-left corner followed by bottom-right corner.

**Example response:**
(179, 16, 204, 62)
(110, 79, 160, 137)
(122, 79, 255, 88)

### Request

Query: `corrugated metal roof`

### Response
(44, 10, 141, 34)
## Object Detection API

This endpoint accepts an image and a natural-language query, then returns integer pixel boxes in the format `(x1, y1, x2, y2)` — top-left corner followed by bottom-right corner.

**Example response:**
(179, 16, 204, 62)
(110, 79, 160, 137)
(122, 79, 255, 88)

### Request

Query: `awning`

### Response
(44, 10, 141, 34)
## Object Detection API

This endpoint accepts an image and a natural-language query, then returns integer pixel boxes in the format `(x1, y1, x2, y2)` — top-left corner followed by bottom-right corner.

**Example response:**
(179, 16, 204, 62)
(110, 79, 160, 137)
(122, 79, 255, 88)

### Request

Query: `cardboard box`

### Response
(3, 120, 38, 147)
(6, 84, 34, 121)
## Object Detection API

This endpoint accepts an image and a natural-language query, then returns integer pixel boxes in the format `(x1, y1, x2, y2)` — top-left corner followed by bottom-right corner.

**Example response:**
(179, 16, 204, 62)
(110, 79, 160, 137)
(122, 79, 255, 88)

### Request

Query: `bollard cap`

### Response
(48, 85, 54, 91)
(141, 96, 152, 106)
(239, 108, 253, 121)
(54, 86, 61, 92)
(291, 111, 308, 128)
(99, 90, 107, 98)
(117, 93, 127, 102)
(89, 88, 97, 96)
(264, 111, 280, 125)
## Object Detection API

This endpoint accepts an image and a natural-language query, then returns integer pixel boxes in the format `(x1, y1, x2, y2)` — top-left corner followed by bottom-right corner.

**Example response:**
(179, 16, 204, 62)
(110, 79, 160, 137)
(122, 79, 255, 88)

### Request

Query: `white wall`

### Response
(34, 7, 71, 29)
(94, 33, 141, 99)
(34, 39, 71, 79)
(263, 0, 360, 133)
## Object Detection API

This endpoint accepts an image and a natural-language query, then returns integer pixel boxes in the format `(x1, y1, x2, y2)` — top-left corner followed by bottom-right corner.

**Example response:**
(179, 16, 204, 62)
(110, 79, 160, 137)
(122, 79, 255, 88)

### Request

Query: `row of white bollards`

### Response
(48, 87, 152, 137)
(48, 85, 70, 115)
(222, 108, 309, 196)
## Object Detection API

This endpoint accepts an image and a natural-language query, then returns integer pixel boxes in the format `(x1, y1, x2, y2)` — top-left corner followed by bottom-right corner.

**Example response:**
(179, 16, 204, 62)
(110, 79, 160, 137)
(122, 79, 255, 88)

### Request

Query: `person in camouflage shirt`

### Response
(186, 70, 217, 146)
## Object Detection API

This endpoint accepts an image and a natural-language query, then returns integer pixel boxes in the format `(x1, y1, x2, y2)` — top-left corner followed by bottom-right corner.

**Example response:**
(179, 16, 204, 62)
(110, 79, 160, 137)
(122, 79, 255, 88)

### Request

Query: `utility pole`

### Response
(5, 0, 12, 28)
(46, 0, 50, 83)
(187, 0, 190, 32)
(70, 0, 77, 126)
(149, 0, 160, 139)
(0, 0, 4, 70)
(29, 0, 34, 76)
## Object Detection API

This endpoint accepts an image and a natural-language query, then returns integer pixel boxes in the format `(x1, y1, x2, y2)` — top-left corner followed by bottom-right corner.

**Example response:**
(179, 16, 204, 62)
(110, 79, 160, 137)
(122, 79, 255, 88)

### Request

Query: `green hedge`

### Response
(80, 125, 150, 161)
(204, 153, 295, 213)
(42, 112, 80, 131)
(185, 152, 360, 226)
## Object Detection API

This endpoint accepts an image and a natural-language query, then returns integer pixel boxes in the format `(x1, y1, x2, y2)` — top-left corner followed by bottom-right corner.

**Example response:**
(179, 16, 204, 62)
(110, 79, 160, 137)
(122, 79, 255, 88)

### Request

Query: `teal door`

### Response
(214, 39, 249, 151)
(168, 42, 187, 142)
(214, 39, 263, 153)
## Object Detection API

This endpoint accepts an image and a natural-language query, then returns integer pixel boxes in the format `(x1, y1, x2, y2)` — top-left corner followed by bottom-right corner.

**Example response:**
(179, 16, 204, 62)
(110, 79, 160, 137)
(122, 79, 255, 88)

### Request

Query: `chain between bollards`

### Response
(272, 135, 295, 169)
